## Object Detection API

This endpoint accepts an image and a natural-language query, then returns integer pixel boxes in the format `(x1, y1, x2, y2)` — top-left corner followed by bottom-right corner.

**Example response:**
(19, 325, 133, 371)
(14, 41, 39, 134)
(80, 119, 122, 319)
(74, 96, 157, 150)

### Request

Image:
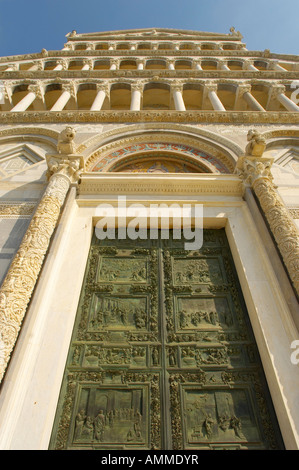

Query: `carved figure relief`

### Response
(49, 230, 284, 450)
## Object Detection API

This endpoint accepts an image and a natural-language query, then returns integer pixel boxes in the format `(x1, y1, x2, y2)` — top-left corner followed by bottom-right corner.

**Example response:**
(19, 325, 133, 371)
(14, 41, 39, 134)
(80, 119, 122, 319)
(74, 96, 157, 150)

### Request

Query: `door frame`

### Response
(0, 179, 298, 449)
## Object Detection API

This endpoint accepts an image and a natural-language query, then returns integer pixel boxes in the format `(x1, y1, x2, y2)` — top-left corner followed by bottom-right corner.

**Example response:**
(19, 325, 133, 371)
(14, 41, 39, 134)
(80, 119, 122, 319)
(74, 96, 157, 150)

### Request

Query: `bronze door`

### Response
(49, 229, 284, 450)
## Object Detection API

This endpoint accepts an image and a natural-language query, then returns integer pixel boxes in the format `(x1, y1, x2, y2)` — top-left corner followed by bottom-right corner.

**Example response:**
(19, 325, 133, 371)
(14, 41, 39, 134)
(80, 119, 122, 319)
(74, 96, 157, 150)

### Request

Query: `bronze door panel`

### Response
(49, 230, 284, 450)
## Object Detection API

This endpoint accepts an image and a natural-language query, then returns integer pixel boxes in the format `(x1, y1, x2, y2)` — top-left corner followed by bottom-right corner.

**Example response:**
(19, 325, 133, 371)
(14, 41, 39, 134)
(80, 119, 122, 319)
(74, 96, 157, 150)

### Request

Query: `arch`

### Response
(227, 60, 244, 70)
(217, 83, 238, 111)
(143, 82, 171, 110)
(0, 126, 58, 179)
(137, 43, 151, 50)
(74, 43, 87, 50)
(145, 59, 167, 70)
(19, 62, 34, 71)
(175, 59, 192, 70)
(182, 83, 204, 110)
(158, 42, 173, 50)
(201, 60, 218, 70)
(110, 83, 131, 110)
(95, 43, 109, 50)
(201, 43, 217, 50)
(94, 59, 110, 70)
(96, 145, 221, 173)
(44, 60, 59, 70)
(68, 60, 84, 70)
(77, 83, 98, 110)
(119, 59, 137, 70)
(116, 43, 130, 50)
(180, 42, 194, 50)
(250, 83, 270, 109)
(44, 83, 63, 110)
(82, 124, 242, 174)
(253, 60, 269, 71)
(222, 42, 240, 50)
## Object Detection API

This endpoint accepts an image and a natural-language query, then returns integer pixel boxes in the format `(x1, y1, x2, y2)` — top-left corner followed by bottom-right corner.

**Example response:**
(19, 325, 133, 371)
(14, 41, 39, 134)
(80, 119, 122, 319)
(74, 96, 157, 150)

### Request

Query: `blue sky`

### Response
(0, 0, 298, 57)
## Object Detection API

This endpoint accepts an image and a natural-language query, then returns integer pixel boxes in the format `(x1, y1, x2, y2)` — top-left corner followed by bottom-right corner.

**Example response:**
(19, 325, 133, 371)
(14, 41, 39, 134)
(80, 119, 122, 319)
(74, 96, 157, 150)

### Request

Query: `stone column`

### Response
(237, 84, 265, 111)
(277, 93, 299, 112)
(5, 64, 18, 71)
(0, 127, 84, 383)
(130, 82, 143, 111)
(270, 85, 299, 112)
(10, 89, 36, 112)
(54, 60, 68, 71)
(244, 60, 259, 71)
(90, 84, 108, 111)
(82, 59, 93, 71)
(205, 83, 226, 111)
(172, 83, 186, 111)
(270, 60, 287, 71)
(167, 60, 175, 70)
(136, 59, 145, 70)
(218, 60, 230, 71)
(243, 90, 266, 111)
(236, 130, 299, 297)
(50, 83, 75, 111)
(28, 61, 43, 71)
(193, 60, 203, 70)
(110, 59, 119, 70)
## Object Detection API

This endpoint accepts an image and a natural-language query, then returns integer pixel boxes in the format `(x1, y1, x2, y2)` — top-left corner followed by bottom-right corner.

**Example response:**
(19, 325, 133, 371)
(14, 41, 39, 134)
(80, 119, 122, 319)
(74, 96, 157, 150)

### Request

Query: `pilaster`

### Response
(236, 130, 299, 298)
(0, 127, 84, 383)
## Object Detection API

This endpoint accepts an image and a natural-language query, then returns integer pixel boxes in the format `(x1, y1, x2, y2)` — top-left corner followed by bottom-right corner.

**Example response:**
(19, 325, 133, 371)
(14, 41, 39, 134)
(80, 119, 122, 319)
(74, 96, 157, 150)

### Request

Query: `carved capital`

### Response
(83, 59, 93, 68)
(131, 81, 144, 93)
(95, 82, 109, 94)
(6, 63, 18, 71)
(110, 59, 119, 67)
(56, 59, 68, 70)
(204, 81, 218, 93)
(269, 84, 286, 100)
(171, 81, 184, 93)
(236, 84, 252, 98)
(236, 156, 273, 186)
(46, 154, 84, 185)
(62, 81, 77, 97)
(28, 82, 44, 100)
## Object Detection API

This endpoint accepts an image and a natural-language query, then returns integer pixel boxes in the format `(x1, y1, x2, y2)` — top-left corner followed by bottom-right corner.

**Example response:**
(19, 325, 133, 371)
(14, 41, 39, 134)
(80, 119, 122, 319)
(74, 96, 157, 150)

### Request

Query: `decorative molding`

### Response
(78, 173, 243, 197)
(1, 48, 299, 64)
(88, 141, 230, 174)
(236, 130, 299, 297)
(3, 70, 299, 83)
(80, 124, 243, 165)
(288, 208, 299, 219)
(0, 202, 36, 218)
(0, 110, 298, 125)
(0, 127, 84, 384)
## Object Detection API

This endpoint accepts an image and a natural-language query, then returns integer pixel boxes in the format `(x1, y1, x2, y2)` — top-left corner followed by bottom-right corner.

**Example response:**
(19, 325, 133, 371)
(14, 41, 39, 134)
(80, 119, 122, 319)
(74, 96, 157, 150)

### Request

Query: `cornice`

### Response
(0, 110, 299, 124)
(71, 28, 239, 41)
(78, 173, 244, 197)
(0, 49, 298, 63)
(2, 70, 299, 81)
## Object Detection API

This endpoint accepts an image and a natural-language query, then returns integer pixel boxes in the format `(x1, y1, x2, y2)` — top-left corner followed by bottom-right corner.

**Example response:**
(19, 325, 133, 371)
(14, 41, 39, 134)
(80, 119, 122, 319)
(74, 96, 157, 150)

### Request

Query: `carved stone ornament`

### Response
(245, 129, 267, 157)
(49, 230, 284, 450)
(0, 127, 84, 383)
(236, 130, 299, 297)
